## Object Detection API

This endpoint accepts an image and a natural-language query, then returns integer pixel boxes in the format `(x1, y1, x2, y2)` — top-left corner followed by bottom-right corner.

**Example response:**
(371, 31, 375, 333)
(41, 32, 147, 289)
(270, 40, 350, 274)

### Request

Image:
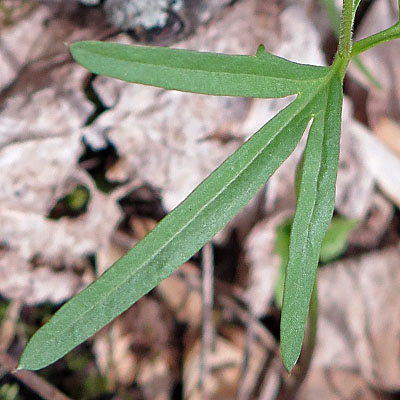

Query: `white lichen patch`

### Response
(104, 0, 183, 30)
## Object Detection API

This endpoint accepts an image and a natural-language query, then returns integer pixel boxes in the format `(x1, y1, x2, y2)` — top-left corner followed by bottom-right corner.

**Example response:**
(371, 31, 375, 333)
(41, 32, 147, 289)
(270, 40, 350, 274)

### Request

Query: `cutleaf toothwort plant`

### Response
(19, 0, 400, 373)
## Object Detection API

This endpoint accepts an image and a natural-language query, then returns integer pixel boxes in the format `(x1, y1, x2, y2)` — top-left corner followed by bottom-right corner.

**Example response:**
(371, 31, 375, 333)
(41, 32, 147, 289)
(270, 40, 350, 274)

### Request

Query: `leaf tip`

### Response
(17, 332, 59, 371)
(280, 314, 302, 374)
(281, 347, 298, 374)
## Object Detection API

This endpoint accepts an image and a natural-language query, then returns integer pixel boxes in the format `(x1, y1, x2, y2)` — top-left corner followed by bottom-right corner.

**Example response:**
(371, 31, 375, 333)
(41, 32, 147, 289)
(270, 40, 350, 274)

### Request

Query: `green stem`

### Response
(338, 0, 354, 58)
(351, 21, 400, 57)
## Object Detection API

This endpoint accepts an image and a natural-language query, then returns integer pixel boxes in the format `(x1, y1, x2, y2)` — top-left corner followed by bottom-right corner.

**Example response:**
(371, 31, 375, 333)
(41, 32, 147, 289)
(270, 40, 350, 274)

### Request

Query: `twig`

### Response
(0, 352, 72, 400)
(236, 309, 256, 400)
(199, 241, 215, 398)
(0, 300, 23, 353)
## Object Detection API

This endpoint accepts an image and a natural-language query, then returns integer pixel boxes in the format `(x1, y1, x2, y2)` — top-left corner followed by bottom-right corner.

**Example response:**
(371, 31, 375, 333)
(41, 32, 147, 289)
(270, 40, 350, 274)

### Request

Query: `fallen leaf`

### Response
(298, 369, 378, 400)
(314, 246, 400, 391)
(375, 117, 400, 158)
(349, 0, 400, 127)
(351, 119, 400, 208)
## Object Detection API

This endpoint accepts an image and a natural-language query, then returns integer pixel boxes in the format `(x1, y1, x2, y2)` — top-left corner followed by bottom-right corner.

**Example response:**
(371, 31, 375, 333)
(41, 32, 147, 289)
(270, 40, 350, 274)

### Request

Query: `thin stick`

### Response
(200, 242, 215, 398)
(0, 352, 72, 400)
(236, 310, 256, 400)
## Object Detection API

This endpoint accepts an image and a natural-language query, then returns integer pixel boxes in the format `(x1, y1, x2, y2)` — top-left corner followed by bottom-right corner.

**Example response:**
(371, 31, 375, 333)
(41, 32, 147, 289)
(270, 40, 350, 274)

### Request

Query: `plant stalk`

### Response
(351, 21, 400, 57)
(338, 0, 354, 58)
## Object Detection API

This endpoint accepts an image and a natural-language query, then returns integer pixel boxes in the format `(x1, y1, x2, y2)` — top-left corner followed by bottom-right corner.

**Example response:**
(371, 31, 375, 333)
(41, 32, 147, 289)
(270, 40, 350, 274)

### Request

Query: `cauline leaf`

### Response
(19, 41, 343, 373)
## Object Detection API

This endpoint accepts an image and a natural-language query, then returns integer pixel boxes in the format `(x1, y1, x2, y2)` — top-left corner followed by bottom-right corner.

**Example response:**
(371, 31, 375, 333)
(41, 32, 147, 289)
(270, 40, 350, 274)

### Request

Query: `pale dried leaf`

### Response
(156, 263, 203, 328)
(0, 251, 82, 305)
(349, 0, 400, 127)
(351, 119, 400, 208)
(298, 369, 378, 400)
(245, 212, 291, 317)
(0, 6, 50, 90)
(375, 117, 400, 158)
(314, 246, 400, 391)
(183, 331, 266, 400)
(93, 321, 137, 387)
(136, 354, 173, 400)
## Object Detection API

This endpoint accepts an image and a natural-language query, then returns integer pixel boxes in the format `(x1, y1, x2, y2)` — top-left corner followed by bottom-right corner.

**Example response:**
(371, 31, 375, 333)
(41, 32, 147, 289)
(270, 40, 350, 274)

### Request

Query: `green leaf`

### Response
(70, 41, 328, 98)
(19, 80, 329, 370)
(280, 75, 343, 372)
(319, 216, 359, 263)
(19, 39, 346, 372)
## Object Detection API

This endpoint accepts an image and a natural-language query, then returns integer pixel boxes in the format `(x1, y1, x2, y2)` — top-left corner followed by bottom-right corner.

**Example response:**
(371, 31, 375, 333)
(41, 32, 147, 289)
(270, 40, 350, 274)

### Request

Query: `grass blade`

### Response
(70, 41, 328, 98)
(280, 76, 343, 372)
(18, 94, 319, 371)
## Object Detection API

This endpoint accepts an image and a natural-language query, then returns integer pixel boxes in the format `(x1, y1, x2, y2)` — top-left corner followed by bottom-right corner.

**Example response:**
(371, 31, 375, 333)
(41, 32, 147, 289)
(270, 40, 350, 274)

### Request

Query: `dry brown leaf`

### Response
(351, 119, 400, 208)
(334, 98, 376, 219)
(0, 2, 121, 305)
(0, 6, 50, 91)
(245, 212, 290, 317)
(156, 263, 203, 328)
(136, 354, 174, 400)
(298, 369, 378, 400)
(349, 0, 400, 127)
(93, 296, 175, 394)
(183, 331, 266, 400)
(347, 192, 393, 249)
(375, 117, 400, 158)
(93, 320, 138, 388)
(314, 246, 400, 391)
(0, 251, 82, 305)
